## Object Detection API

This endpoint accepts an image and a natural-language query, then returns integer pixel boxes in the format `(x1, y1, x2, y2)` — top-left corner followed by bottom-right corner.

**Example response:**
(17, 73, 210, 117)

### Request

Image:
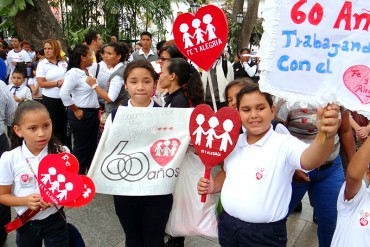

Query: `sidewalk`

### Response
(4, 193, 317, 247)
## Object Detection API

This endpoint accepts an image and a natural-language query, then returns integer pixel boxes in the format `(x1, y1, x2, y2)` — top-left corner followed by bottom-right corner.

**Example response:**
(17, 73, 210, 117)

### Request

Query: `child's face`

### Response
(12, 73, 25, 87)
(238, 92, 275, 144)
(125, 68, 155, 107)
(227, 85, 243, 109)
(13, 109, 52, 156)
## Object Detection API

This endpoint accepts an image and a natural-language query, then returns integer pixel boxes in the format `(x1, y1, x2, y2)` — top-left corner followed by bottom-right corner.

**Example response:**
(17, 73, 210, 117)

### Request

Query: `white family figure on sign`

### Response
(49, 174, 65, 193)
(178, 13, 218, 48)
(154, 140, 179, 157)
(41, 167, 56, 185)
(56, 182, 73, 201)
(83, 188, 92, 199)
(192, 114, 234, 152)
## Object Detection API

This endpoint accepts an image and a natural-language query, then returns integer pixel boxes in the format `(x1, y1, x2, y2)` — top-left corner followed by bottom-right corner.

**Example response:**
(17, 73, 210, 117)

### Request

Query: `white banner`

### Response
(88, 107, 193, 195)
(259, 0, 370, 118)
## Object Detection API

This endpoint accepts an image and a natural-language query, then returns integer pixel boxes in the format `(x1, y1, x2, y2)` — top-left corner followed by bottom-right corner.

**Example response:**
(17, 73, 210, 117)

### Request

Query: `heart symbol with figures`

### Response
(37, 154, 95, 206)
(172, 5, 228, 71)
(189, 104, 241, 202)
(343, 65, 370, 104)
(59, 176, 95, 207)
(150, 138, 181, 166)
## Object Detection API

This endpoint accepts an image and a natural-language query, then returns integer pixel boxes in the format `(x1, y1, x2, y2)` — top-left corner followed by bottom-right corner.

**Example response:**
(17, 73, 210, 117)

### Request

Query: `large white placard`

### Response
(88, 107, 193, 196)
(259, 0, 370, 118)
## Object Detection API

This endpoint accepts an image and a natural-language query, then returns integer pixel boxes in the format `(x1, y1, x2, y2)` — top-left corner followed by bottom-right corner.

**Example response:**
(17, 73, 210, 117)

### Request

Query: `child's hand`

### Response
(73, 109, 84, 120)
(39, 198, 53, 211)
(316, 103, 340, 139)
(27, 194, 42, 211)
(197, 177, 214, 195)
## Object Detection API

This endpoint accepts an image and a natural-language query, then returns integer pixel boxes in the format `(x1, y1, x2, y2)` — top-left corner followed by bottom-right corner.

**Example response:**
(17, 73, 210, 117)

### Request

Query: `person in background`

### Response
(128, 32, 158, 63)
(7, 36, 31, 85)
(151, 40, 167, 74)
(110, 36, 118, 43)
(232, 47, 257, 81)
(85, 30, 103, 62)
(0, 50, 6, 81)
(0, 80, 17, 247)
(201, 53, 234, 111)
(8, 70, 32, 104)
(134, 42, 142, 52)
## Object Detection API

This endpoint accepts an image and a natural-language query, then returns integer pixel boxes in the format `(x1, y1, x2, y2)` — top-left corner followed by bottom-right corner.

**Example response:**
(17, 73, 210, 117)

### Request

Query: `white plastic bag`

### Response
(165, 149, 218, 238)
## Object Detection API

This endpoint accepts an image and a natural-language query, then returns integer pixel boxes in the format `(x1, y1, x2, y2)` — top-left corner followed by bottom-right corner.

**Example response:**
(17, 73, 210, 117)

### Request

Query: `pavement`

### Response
(4, 192, 318, 247)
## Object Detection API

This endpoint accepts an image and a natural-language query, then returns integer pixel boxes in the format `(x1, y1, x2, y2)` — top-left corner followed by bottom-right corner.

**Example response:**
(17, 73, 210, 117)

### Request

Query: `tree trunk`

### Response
(13, 0, 68, 51)
(239, 0, 260, 50)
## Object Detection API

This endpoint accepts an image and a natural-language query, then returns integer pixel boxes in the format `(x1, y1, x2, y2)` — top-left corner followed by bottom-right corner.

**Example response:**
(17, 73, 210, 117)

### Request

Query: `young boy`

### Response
(198, 83, 340, 246)
(7, 70, 31, 104)
(330, 135, 370, 247)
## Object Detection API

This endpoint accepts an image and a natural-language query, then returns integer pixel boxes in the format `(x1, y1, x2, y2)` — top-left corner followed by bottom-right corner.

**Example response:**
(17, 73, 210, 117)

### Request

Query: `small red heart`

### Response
(301, 108, 308, 114)
(21, 174, 29, 183)
(301, 118, 308, 123)
(150, 138, 181, 166)
(169, 127, 174, 131)
(38, 154, 84, 204)
(189, 104, 241, 169)
(256, 172, 263, 180)
(59, 176, 95, 207)
(158, 127, 162, 131)
(343, 65, 370, 104)
(360, 217, 368, 226)
(163, 127, 167, 131)
(173, 5, 228, 71)
(58, 153, 79, 174)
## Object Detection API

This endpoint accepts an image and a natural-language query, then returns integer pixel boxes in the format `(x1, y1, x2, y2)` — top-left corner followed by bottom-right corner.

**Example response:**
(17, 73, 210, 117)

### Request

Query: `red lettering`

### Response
(333, 1, 352, 30)
(308, 3, 324, 26)
(291, 0, 307, 24)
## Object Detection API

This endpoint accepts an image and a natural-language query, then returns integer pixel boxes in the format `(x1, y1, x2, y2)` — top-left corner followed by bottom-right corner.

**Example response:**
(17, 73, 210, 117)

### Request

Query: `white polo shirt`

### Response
(0, 143, 68, 220)
(36, 58, 68, 98)
(107, 62, 125, 102)
(222, 128, 308, 223)
(7, 49, 31, 85)
(59, 68, 99, 109)
(331, 181, 370, 247)
(7, 84, 32, 102)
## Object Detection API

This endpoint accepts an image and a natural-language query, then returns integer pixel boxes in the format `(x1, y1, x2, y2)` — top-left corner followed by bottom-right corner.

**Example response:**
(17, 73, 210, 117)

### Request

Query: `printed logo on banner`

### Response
(358, 207, 370, 227)
(173, 5, 228, 71)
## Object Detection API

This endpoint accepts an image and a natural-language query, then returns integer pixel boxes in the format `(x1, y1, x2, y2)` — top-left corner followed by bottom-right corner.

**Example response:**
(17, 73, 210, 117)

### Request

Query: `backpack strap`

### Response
(95, 63, 100, 78)
(271, 119, 282, 130)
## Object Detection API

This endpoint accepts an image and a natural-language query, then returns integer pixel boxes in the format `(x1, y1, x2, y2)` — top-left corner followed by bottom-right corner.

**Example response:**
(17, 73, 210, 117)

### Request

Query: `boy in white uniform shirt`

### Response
(198, 83, 340, 246)
(7, 70, 32, 104)
(331, 134, 370, 247)
(7, 36, 31, 85)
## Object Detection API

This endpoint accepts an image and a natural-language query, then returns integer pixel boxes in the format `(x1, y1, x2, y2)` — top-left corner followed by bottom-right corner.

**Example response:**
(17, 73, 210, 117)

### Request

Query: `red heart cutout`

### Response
(59, 176, 95, 207)
(343, 65, 370, 104)
(173, 5, 228, 71)
(189, 104, 241, 168)
(21, 174, 29, 183)
(58, 153, 79, 174)
(150, 138, 181, 166)
(38, 154, 84, 204)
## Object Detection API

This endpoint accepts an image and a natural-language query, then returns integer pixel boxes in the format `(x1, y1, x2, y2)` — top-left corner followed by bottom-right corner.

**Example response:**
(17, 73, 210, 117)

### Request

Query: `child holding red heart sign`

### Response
(198, 83, 340, 246)
(0, 100, 69, 247)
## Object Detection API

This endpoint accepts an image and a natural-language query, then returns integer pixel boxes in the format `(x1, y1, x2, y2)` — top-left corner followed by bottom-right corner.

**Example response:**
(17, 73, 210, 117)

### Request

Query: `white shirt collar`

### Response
(239, 126, 273, 147)
(127, 99, 154, 107)
(21, 141, 48, 159)
(138, 49, 155, 56)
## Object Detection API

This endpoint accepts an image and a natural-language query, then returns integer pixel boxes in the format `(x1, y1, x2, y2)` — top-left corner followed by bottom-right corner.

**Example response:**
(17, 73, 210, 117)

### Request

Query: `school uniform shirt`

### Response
(7, 49, 31, 83)
(7, 84, 32, 102)
(233, 60, 257, 79)
(330, 181, 370, 247)
(0, 80, 17, 136)
(36, 58, 68, 98)
(59, 68, 99, 109)
(164, 88, 190, 108)
(0, 143, 68, 220)
(27, 77, 43, 99)
(221, 127, 308, 223)
(107, 62, 125, 103)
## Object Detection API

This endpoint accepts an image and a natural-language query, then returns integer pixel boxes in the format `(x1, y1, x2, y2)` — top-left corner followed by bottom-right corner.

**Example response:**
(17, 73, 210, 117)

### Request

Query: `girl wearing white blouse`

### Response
(59, 45, 99, 175)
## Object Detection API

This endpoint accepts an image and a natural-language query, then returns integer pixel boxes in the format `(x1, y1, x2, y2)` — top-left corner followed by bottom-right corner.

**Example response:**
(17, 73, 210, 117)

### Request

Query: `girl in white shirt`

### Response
(59, 44, 99, 175)
(0, 100, 69, 247)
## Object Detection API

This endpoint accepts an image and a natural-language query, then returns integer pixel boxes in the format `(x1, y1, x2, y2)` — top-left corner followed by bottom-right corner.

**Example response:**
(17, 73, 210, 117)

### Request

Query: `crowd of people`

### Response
(0, 29, 369, 247)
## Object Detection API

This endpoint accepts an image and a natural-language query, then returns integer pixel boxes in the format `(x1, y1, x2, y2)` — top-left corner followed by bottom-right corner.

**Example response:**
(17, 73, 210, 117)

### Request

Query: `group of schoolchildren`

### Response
(0, 31, 369, 247)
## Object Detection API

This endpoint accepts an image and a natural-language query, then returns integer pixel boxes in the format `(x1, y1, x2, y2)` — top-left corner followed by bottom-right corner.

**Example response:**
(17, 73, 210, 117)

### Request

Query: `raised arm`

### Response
(345, 136, 370, 200)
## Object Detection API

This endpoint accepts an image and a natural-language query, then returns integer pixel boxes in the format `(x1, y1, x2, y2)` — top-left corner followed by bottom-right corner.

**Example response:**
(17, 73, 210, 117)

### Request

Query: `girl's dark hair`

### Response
(10, 100, 63, 154)
(167, 58, 204, 106)
(67, 44, 90, 71)
(123, 59, 156, 82)
(159, 45, 185, 59)
(224, 78, 255, 100)
(236, 83, 273, 109)
(107, 42, 130, 63)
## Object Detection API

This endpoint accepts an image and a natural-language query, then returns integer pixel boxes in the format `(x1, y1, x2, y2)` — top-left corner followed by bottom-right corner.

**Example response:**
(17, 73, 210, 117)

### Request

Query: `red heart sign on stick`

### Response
(173, 5, 228, 71)
(38, 154, 84, 204)
(59, 176, 95, 207)
(189, 104, 241, 202)
(343, 65, 370, 104)
(58, 153, 79, 173)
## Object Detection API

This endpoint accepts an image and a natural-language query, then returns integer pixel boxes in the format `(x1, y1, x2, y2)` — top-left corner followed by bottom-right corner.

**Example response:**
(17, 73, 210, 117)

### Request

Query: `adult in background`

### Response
(128, 31, 158, 63)
(110, 36, 118, 43)
(0, 80, 17, 247)
(85, 30, 103, 62)
(60, 45, 99, 175)
(6, 36, 31, 85)
(232, 47, 257, 81)
(275, 100, 356, 247)
(36, 39, 69, 148)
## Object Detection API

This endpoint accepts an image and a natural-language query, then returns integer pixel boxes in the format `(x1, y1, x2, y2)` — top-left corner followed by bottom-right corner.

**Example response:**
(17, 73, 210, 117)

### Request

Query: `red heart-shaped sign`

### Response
(173, 5, 228, 71)
(343, 65, 370, 104)
(150, 138, 181, 166)
(59, 176, 95, 207)
(189, 104, 241, 168)
(189, 104, 240, 202)
(58, 153, 79, 174)
(38, 154, 84, 204)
